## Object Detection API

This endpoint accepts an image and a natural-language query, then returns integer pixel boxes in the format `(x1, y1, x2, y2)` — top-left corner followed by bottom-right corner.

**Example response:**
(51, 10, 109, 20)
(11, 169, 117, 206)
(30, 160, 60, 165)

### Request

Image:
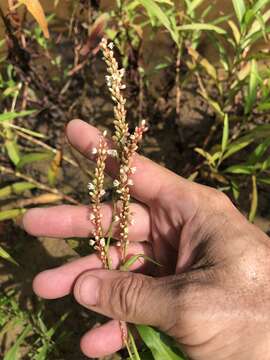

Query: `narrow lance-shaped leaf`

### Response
(252, 0, 270, 15)
(137, 0, 179, 44)
(249, 175, 258, 222)
(232, 0, 246, 25)
(178, 23, 226, 35)
(120, 254, 162, 272)
(221, 114, 229, 152)
(0, 209, 26, 222)
(17, 152, 53, 170)
(188, 47, 217, 80)
(227, 20, 241, 44)
(0, 110, 35, 122)
(0, 246, 19, 266)
(245, 59, 259, 114)
(224, 164, 254, 175)
(19, 0, 50, 39)
(0, 182, 36, 199)
(48, 150, 62, 186)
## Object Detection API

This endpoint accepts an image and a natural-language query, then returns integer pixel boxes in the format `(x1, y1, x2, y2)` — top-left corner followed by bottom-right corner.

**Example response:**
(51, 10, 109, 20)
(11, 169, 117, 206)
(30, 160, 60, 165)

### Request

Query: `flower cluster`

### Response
(100, 38, 148, 263)
(100, 38, 129, 147)
(88, 132, 108, 268)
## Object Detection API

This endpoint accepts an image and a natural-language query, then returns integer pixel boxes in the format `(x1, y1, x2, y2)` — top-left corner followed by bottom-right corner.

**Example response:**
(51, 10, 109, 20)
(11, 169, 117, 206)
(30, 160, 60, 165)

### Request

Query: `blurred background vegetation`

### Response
(0, 0, 270, 359)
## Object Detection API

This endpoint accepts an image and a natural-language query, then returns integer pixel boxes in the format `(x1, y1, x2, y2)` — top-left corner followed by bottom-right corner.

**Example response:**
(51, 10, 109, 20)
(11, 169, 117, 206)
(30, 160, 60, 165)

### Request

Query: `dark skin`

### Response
(22, 119, 270, 359)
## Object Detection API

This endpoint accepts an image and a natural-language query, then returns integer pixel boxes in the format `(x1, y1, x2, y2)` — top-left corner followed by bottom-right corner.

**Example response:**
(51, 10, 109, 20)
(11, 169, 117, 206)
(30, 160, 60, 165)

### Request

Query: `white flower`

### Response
(89, 213, 95, 221)
(113, 179, 120, 187)
(91, 147, 98, 155)
(120, 84, 126, 90)
(127, 179, 134, 186)
(130, 167, 136, 174)
(103, 130, 108, 137)
(87, 182, 95, 191)
(113, 215, 120, 222)
(119, 68, 125, 77)
(100, 238, 106, 247)
(89, 239, 95, 246)
(108, 42, 114, 50)
(100, 189, 106, 197)
(107, 149, 118, 157)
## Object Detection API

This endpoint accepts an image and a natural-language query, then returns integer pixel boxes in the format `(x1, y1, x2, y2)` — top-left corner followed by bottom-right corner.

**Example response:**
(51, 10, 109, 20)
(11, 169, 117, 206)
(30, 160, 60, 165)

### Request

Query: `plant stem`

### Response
(0, 165, 79, 205)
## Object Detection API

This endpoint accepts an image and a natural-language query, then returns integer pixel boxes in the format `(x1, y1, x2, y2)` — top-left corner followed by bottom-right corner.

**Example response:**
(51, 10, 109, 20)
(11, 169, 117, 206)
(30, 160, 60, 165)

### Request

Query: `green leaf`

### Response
(0, 246, 19, 266)
(257, 177, 270, 185)
(261, 156, 270, 171)
(4, 324, 31, 360)
(221, 114, 229, 152)
(120, 254, 162, 272)
(228, 20, 241, 44)
(224, 164, 254, 174)
(0, 209, 26, 221)
(17, 152, 53, 169)
(232, 0, 246, 25)
(137, 0, 179, 44)
(249, 175, 258, 222)
(258, 102, 270, 110)
(245, 59, 259, 114)
(0, 110, 35, 122)
(178, 23, 226, 34)
(125, 329, 142, 360)
(0, 182, 36, 198)
(223, 138, 252, 160)
(136, 325, 186, 360)
(252, 0, 270, 14)
(231, 180, 240, 201)
(188, 0, 204, 15)
(5, 140, 21, 166)
(247, 138, 270, 164)
(195, 148, 220, 166)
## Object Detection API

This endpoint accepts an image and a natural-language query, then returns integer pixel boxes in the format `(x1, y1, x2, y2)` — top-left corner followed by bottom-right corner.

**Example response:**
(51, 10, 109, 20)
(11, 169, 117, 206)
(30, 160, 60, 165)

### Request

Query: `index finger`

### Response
(66, 119, 191, 204)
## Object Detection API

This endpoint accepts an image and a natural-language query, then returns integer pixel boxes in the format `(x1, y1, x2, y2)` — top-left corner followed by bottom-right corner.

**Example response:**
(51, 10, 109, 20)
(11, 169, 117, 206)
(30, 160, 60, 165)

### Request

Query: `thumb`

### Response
(73, 269, 177, 329)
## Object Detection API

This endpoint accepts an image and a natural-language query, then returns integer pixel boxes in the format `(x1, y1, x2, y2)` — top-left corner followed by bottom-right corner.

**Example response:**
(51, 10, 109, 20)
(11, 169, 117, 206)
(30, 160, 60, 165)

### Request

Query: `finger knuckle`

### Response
(112, 273, 145, 319)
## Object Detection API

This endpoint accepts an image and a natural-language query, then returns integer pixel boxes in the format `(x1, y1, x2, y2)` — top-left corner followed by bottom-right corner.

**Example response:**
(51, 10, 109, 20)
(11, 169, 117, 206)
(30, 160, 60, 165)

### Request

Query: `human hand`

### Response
(22, 119, 270, 359)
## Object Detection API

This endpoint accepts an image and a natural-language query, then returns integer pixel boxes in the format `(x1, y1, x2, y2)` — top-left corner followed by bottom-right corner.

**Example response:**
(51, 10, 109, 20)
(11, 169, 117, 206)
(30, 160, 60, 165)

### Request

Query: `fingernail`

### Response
(79, 276, 100, 306)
